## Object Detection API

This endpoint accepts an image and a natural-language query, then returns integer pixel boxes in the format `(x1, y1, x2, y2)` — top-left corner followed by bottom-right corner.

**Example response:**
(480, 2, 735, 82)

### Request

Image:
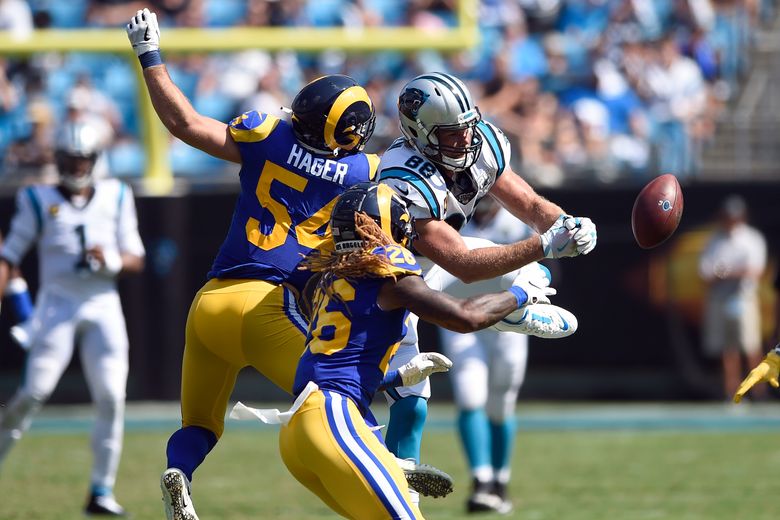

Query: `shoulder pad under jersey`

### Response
(475, 119, 512, 179)
(229, 110, 281, 143)
(369, 244, 422, 277)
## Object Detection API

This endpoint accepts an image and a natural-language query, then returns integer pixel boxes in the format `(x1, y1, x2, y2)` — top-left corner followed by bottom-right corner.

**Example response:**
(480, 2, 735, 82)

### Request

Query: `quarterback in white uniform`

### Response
(0, 122, 145, 516)
(376, 72, 596, 494)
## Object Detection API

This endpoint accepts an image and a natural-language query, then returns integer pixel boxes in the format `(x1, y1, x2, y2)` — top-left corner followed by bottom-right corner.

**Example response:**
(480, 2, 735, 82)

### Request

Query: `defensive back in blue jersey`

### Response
(294, 245, 422, 413)
(208, 111, 380, 290)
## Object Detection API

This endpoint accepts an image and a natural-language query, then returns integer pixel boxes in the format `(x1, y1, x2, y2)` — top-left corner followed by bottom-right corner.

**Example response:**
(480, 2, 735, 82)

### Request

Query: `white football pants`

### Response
(0, 288, 128, 489)
(386, 237, 522, 402)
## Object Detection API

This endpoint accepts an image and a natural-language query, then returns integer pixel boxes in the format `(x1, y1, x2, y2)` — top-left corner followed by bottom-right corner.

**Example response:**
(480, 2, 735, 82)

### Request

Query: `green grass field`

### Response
(2, 403, 779, 519)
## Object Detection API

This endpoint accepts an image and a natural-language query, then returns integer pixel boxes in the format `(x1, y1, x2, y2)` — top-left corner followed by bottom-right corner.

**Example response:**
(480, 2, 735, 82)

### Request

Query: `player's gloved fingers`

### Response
(733, 392, 743, 403)
(424, 352, 452, 370)
(770, 377, 779, 388)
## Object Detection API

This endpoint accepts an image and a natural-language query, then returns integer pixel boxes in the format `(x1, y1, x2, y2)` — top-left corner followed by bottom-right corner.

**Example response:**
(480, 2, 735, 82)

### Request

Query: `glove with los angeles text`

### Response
(126, 8, 160, 57)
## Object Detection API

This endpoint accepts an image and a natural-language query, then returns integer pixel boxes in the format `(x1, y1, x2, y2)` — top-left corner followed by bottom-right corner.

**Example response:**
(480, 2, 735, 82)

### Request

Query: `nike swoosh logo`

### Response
(396, 184, 409, 195)
(558, 313, 569, 331)
(144, 27, 151, 41)
(556, 243, 569, 252)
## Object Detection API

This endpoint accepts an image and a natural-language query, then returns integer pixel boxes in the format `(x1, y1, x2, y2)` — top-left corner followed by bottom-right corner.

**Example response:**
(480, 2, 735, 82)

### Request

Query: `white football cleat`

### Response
(161, 468, 199, 520)
(492, 303, 577, 338)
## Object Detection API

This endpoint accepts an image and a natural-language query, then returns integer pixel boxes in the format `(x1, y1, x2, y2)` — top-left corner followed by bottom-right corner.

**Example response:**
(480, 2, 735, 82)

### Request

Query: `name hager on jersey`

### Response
(208, 111, 379, 290)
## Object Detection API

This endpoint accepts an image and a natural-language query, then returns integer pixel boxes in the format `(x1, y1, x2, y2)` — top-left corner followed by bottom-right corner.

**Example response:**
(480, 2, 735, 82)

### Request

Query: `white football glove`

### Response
(398, 352, 453, 387)
(539, 215, 578, 259)
(509, 262, 557, 306)
(126, 8, 160, 57)
(572, 217, 597, 255)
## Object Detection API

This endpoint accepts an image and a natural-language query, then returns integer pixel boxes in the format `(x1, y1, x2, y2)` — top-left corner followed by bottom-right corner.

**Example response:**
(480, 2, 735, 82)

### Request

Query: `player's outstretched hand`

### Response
(734, 350, 780, 403)
(398, 353, 453, 387)
(126, 8, 160, 57)
(540, 215, 597, 258)
(572, 217, 597, 255)
(508, 262, 557, 306)
(539, 215, 577, 259)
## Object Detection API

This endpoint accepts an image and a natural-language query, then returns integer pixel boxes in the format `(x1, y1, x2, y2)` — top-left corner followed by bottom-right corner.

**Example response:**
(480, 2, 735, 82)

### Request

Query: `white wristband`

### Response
(7, 277, 29, 294)
(101, 250, 123, 276)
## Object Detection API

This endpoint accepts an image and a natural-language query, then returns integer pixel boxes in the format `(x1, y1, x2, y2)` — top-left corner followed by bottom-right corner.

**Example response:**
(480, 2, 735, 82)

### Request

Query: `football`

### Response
(631, 174, 684, 249)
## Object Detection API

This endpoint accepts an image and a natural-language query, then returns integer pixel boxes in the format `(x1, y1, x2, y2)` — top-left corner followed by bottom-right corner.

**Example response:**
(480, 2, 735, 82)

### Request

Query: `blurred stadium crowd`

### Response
(0, 0, 772, 186)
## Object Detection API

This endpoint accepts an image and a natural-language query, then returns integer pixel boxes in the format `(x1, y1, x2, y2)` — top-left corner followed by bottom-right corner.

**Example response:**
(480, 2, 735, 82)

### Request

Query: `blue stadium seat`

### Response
(47, 0, 88, 29)
(108, 141, 144, 177)
(205, 0, 247, 27)
(170, 140, 229, 176)
(305, 0, 346, 27)
(193, 92, 236, 123)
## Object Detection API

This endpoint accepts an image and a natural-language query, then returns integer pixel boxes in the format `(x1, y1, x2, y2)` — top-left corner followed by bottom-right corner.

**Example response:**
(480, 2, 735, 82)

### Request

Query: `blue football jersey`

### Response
(207, 111, 380, 291)
(294, 245, 422, 413)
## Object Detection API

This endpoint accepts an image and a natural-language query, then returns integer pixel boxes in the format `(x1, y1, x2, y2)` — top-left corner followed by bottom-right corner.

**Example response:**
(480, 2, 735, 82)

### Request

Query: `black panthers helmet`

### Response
(331, 182, 416, 253)
(291, 75, 376, 156)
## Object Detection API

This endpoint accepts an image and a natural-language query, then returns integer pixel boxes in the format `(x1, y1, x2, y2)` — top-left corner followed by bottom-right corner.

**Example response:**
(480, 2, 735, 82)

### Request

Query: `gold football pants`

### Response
(181, 278, 307, 437)
(280, 389, 423, 519)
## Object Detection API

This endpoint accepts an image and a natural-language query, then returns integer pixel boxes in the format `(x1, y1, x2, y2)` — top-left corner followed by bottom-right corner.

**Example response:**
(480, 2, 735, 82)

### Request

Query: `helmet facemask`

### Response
(56, 151, 97, 192)
(398, 75, 484, 172)
(291, 75, 375, 157)
(420, 107, 483, 171)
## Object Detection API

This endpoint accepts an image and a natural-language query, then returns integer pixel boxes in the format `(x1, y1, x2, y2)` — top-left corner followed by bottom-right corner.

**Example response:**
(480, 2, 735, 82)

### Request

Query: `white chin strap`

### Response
(61, 173, 93, 191)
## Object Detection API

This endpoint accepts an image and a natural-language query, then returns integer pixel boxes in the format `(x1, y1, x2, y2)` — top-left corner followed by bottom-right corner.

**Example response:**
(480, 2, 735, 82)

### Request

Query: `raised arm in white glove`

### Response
(126, 8, 160, 57)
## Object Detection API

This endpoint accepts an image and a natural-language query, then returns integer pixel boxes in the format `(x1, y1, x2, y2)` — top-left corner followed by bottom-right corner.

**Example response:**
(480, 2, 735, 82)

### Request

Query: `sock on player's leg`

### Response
(458, 408, 491, 471)
(489, 419, 515, 474)
(166, 426, 217, 481)
(385, 396, 428, 462)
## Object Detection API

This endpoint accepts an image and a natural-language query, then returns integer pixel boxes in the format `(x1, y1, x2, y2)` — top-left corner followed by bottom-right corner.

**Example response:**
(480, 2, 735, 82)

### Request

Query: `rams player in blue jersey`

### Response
(231, 182, 555, 519)
(127, 10, 383, 519)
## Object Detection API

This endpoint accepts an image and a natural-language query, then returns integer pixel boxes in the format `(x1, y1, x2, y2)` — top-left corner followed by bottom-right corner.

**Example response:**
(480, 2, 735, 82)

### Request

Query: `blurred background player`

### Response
(0, 120, 145, 516)
(437, 197, 534, 514)
(233, 182, 556, 519)
(376, 71, 594, 492)
(699, 194, 767, 400)
(125, 9, 383, 519)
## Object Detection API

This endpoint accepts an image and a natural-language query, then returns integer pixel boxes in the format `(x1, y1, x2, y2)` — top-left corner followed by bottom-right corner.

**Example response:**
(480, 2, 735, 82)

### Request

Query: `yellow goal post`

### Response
(0, 0, 478, 195)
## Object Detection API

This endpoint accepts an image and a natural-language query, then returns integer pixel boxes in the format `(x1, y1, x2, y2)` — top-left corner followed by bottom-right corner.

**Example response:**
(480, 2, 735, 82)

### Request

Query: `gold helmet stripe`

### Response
(324, 86, 372, 152)
(375, 183, 395, 239)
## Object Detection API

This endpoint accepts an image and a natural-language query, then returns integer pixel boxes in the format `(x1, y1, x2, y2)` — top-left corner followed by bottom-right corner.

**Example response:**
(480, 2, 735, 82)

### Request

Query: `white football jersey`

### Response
(461, 206, 533, 246)
(378, 119, 512, 231)
(1, 179, 145, 299)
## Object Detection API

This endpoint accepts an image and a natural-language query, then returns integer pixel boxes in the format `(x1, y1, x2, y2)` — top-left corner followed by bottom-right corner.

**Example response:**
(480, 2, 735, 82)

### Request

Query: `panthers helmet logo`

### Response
(399, 88, 429, 119)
